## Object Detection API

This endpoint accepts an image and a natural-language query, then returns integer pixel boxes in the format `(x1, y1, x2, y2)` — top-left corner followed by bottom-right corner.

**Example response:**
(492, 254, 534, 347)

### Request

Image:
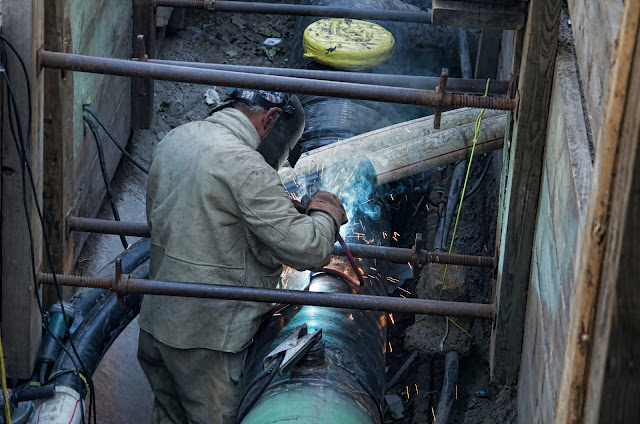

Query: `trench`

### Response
(47, 3, 515, 424)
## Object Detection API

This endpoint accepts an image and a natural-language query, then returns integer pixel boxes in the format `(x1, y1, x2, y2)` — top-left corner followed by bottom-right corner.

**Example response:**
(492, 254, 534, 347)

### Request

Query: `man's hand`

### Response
(306, 190, 348, 227)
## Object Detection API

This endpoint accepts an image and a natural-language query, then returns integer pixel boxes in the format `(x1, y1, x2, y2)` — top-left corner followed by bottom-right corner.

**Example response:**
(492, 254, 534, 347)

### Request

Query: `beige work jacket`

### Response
(139, 108, 336, 352)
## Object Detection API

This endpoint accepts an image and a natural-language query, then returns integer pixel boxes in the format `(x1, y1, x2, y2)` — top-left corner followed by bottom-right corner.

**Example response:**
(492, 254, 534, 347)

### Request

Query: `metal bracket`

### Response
(136, 35, 148, 62)
(433, 68, 449, 129)
(411, 233, 423, 279)
(114, 259, 131, 309)
(204, 0, 216, 11)
(264, 324, 323, 376)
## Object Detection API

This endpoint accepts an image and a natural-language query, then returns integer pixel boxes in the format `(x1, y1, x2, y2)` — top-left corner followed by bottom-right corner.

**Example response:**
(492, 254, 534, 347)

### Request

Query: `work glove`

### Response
(290, 198, 307, 214)
(305, 190, 348, 228)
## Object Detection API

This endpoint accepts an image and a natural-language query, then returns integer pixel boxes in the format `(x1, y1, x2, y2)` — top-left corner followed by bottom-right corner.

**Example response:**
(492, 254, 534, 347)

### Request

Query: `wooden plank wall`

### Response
(490, 0, 561, 383)
(567, 0, 623, 145)
(517, 24, 593, 421)
(70, 0, 132, 260)
(1, 0, 45, 378)
(555, 1, 639, 421)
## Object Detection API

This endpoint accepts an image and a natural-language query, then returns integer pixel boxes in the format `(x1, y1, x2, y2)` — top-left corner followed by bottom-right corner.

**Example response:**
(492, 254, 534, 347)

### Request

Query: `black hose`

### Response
(49, 260, 148, 397)
(83, 114, 128, 249)
(82, 106, 149, 174)
(32, 238, 150, 385)
(435, 351, 459, 423)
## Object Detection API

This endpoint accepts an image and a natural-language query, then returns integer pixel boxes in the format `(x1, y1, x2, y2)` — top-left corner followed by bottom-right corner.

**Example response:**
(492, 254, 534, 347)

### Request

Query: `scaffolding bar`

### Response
(154, 0, 433, 24)
(38, 50, 517, 110)
(38, 272, 495, 319)
(67, 217, 496, 268)
(137, 58, 510, 95)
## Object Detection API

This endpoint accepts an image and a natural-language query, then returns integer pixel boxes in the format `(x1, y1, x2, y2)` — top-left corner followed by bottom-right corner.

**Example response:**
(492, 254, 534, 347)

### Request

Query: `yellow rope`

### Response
(0, 333, 12, 424)
(438, 79, 491, 339)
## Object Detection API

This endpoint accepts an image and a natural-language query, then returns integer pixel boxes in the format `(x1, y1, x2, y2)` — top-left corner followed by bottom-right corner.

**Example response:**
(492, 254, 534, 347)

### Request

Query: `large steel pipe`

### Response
(38, 273, 495, 319)
(155, 0, 432, 23)
(138, 58, 510, 95)
(38, 50, 516, 110)
(66, 217, 495, 268)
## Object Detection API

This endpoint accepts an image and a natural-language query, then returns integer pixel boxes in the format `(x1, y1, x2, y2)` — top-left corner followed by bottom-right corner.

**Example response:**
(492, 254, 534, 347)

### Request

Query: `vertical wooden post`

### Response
(555, 2, 640, 422)
(1, 0, 45, 378)
(131, 0, 155, 129)
(42, 0, 75, 306)
(490, 0, 562, 383)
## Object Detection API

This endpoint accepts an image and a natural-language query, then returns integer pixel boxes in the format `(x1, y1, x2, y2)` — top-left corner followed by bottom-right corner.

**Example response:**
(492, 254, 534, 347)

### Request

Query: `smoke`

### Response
(317, 157, 382, 241)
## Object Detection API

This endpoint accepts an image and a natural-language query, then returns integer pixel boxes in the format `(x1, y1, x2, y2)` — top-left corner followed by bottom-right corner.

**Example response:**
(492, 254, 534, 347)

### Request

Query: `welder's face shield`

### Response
(257, 95, 305, 170)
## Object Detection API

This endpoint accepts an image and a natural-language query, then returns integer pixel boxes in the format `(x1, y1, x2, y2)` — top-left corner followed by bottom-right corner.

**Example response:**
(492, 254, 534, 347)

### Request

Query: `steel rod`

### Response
(66, 217, 495, 268)
(332, 243, 495, 268)
(67, 216, 150, 237)
(38, 272, 495, 319)
(137, 58, 510, 95)
(155, 0, 433, 24)
(38, 50, 517, 110)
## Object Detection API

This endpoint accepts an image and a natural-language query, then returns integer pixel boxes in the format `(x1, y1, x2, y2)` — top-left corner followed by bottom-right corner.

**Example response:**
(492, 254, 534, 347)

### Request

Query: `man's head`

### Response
(222, 88, 305, 169)
(229, 89, 286, 139)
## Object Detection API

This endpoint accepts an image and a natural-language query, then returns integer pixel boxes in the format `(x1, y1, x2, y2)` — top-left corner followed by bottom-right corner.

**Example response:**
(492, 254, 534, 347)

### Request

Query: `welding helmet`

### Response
(214, 88, 305, 169)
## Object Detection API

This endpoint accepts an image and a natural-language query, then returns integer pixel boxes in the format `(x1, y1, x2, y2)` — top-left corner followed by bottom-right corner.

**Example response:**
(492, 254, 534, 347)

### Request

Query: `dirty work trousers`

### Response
(137, 329, 247, 424)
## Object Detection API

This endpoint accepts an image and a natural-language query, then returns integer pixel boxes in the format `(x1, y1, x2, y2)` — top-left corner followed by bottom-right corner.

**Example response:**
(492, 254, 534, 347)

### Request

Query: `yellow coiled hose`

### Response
(303, 18, 395, 70)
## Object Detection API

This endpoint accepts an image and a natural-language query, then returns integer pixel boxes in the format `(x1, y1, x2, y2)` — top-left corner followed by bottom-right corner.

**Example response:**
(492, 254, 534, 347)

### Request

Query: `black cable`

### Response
(82, 106, 149, 174)
(235, 354, 285, 424)
(464, 155, 494, 200)
(0, 36, 96, 424)
(83, 114, 129, 249)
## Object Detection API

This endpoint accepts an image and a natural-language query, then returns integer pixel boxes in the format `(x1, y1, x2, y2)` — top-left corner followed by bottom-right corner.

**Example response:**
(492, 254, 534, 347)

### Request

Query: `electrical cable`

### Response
(82, 106, 149, 174)
(463, 155, 493, 200)
(82, 114, 129, 249)
(0, 35, 96, 424)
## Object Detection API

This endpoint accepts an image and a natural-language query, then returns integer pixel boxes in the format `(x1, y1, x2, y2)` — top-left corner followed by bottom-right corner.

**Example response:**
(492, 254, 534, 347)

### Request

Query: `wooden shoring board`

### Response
(1, 0, 45, 378)
(555, 1, 640, 422)
(567, 0, 623, 148)
(490, 0, 562, 383)
(42, 0, 75, 306)
(131, 0, 155, 129)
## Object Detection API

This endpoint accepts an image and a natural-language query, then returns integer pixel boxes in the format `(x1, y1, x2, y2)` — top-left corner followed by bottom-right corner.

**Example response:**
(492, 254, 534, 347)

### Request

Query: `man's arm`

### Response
(233, 164, 340, 271)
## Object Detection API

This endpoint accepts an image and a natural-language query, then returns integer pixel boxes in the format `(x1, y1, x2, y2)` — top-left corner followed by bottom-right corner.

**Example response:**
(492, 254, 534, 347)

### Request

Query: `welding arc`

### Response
(336, 234, 365, 286)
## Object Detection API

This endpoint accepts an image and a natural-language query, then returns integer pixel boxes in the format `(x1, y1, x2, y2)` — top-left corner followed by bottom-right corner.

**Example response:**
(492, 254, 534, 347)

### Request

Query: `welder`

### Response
(137, 88, 347, 424)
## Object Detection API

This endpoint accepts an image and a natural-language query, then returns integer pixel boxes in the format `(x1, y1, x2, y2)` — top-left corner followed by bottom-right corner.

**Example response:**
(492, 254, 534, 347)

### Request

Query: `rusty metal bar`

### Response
(38, 50, 517, 111)
(38, 272, 495, 319)
(136, 58, 510, 95)
(154, 0, 433, 24)
(67, 217, 495, 268)
(332, 244, 495, 268)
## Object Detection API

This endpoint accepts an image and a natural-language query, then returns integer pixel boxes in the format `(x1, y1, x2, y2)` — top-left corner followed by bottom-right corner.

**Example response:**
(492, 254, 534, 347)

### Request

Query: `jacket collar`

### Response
(205, 107, 261, 150)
